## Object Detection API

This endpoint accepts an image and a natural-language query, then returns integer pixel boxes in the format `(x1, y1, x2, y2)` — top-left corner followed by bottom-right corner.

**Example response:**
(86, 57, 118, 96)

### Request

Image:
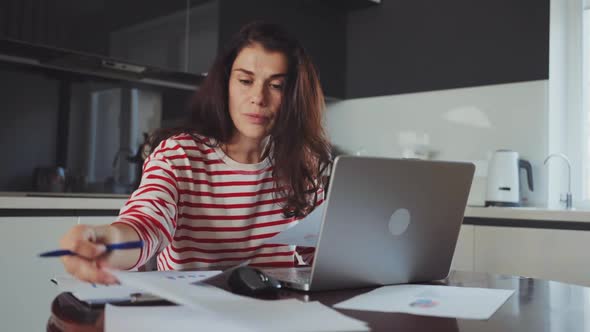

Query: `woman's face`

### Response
(228, 43, 288, 143)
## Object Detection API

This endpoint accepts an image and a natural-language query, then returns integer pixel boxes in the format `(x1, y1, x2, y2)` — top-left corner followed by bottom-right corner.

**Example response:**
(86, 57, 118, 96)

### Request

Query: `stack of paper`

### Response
(52, 270, 221, 305)
(334, 284, 514, 320)
(108, 270, 368, 332)
(105, 300, 368, 332)
(106, 305, 254, 332)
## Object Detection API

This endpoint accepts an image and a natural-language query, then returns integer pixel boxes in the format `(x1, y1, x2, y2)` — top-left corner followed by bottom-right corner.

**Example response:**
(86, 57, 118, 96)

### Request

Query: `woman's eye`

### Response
(239, 79, 252, 85)
(270, 83, 283, 90)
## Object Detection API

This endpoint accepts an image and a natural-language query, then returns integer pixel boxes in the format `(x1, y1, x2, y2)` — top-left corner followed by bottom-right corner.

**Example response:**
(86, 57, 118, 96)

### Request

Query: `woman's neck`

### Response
(221, 134, 268, 164)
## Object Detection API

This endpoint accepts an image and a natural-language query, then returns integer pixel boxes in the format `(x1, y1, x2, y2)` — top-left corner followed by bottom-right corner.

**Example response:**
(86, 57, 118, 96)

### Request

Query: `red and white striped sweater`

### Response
(114, 133, 323, 271)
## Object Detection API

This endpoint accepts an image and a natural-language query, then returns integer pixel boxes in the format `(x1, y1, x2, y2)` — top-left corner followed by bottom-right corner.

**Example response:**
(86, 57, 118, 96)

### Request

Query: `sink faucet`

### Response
(543, 153, 573, 209)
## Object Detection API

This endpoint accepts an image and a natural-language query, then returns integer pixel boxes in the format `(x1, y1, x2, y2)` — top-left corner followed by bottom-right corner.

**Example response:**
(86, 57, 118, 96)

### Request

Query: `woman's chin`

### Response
(237, 128, 270, 142)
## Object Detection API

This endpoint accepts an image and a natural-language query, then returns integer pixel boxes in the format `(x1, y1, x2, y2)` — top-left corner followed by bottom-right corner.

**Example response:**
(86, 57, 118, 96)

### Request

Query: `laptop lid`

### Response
(306, 156, 475, 291)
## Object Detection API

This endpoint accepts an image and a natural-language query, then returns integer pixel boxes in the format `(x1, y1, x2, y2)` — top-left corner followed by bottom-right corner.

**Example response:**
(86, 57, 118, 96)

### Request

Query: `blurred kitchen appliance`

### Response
(33, 166, 66, 192)
(485, 150, 534, 207)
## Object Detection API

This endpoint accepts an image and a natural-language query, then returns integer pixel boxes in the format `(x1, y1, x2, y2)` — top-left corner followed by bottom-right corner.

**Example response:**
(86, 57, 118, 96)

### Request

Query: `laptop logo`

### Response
(388, 208, 411, 236)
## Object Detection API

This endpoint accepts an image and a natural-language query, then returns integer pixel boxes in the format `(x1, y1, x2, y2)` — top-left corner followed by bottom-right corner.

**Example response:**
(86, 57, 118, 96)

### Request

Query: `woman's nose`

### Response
(250, 83, 267, 106)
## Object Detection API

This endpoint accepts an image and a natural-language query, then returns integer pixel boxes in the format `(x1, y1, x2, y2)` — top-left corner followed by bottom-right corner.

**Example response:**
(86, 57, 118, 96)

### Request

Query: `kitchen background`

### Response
(0, 0, 587, 209)
(3, 2, 590, 331)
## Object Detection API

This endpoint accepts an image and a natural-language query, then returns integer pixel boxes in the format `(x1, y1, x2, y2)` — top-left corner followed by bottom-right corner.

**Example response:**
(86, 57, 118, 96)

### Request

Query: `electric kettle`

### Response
(485, 150, 534, 207)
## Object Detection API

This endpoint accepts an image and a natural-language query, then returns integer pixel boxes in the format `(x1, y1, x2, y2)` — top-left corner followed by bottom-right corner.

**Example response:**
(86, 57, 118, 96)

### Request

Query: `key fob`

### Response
(227, 266, 282, 296)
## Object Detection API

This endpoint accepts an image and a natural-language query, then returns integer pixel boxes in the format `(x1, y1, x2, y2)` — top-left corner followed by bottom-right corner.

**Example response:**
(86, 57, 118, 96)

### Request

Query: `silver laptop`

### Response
(263, 155, 475, 292)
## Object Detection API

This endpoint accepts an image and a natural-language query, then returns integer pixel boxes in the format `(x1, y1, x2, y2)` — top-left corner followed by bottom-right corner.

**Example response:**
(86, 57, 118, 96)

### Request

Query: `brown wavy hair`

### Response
(151, 21, 332, 218)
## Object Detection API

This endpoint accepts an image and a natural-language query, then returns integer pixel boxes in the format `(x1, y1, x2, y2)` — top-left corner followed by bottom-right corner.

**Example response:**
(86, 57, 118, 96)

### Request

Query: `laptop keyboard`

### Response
(263, 267, 312, 284)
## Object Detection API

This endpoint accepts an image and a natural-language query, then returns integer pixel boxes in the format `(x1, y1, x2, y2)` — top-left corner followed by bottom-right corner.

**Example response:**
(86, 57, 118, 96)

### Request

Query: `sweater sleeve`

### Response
(112, 138, 182, 269)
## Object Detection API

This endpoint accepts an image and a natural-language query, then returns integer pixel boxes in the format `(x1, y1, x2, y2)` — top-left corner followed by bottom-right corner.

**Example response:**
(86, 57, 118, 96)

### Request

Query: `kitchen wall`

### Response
(326, 0, 551, 207)
(325, 79, 549, 207)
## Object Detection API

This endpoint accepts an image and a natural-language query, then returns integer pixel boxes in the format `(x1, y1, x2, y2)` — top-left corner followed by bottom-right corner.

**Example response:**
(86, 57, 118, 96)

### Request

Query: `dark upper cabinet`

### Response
(0, 0, 349, 97)
(185, 0, 350, 99)
(0, 0, 189, 72)
(187, 0, 220, 76)
(211, 0, 549, 99)
(345, 0, 550, 99)
(1, 0, 547, 100)
(107, 0, 191, 73)
(217, 0, 348, 99)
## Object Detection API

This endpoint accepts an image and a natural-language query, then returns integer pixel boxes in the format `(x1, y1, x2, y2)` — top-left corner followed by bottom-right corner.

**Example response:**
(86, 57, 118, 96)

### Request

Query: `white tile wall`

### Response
(325, 80, 549, 207)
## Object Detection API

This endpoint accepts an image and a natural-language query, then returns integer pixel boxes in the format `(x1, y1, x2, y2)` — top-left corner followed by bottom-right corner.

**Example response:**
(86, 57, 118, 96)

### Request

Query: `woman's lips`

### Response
(244, 113, 270, 125)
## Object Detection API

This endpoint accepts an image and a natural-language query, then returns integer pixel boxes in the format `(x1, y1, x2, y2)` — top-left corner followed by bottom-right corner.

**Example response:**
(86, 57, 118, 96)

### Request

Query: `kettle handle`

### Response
(518, 159, 534, 191)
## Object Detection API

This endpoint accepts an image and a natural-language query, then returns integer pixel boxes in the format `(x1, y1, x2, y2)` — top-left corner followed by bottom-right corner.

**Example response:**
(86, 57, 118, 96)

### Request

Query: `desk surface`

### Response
(46, 270, 590, 332)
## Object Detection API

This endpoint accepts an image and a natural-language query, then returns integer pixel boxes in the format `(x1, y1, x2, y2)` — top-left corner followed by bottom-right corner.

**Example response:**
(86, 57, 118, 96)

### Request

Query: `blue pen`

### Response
(39, 240, 144, 257)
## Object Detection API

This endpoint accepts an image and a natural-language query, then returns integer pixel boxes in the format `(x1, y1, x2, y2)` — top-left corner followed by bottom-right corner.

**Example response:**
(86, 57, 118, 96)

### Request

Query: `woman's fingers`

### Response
(58, 224, 119, 284)
(63, 255, 118, 284)
(60, 225, 96, 248)
(69, 238, 107, 259)
(58, 223, 140, 282)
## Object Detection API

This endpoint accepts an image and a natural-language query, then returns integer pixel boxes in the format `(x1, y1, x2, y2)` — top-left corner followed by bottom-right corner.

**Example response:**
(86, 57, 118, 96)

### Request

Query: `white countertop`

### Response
(465, 206, 590, 222)
(1, 195, 589, 222)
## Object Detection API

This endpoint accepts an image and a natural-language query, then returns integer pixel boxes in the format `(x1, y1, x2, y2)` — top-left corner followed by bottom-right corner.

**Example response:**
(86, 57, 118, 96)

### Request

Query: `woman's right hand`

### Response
(59, 224, 120, 285)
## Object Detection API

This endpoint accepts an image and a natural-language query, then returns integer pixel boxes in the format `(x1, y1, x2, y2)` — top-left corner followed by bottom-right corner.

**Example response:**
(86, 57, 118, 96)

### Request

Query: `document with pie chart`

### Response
(334, 284, 514, 320)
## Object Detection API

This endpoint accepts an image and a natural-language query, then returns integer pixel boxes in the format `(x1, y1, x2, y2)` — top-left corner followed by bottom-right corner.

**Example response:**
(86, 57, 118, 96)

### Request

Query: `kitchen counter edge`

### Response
(1, 197, 589, 224)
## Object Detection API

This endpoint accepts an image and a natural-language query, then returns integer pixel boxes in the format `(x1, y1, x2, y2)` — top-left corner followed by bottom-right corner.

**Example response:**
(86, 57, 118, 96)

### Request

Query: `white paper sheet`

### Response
(105, 305, 255, 332)
(265, 203, 325, 247)
(334, 284, 514, 320)
(111, 269, 250, 312)
(52, 270, 221, 304)
(52, 275, 141, 304)
(105, 301, 369, 332)
(110, 270, 368, 332)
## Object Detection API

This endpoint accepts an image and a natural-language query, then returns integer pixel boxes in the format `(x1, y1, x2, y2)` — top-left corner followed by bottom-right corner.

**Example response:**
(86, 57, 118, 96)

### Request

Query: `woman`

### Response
(59, 21, 332, 284)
